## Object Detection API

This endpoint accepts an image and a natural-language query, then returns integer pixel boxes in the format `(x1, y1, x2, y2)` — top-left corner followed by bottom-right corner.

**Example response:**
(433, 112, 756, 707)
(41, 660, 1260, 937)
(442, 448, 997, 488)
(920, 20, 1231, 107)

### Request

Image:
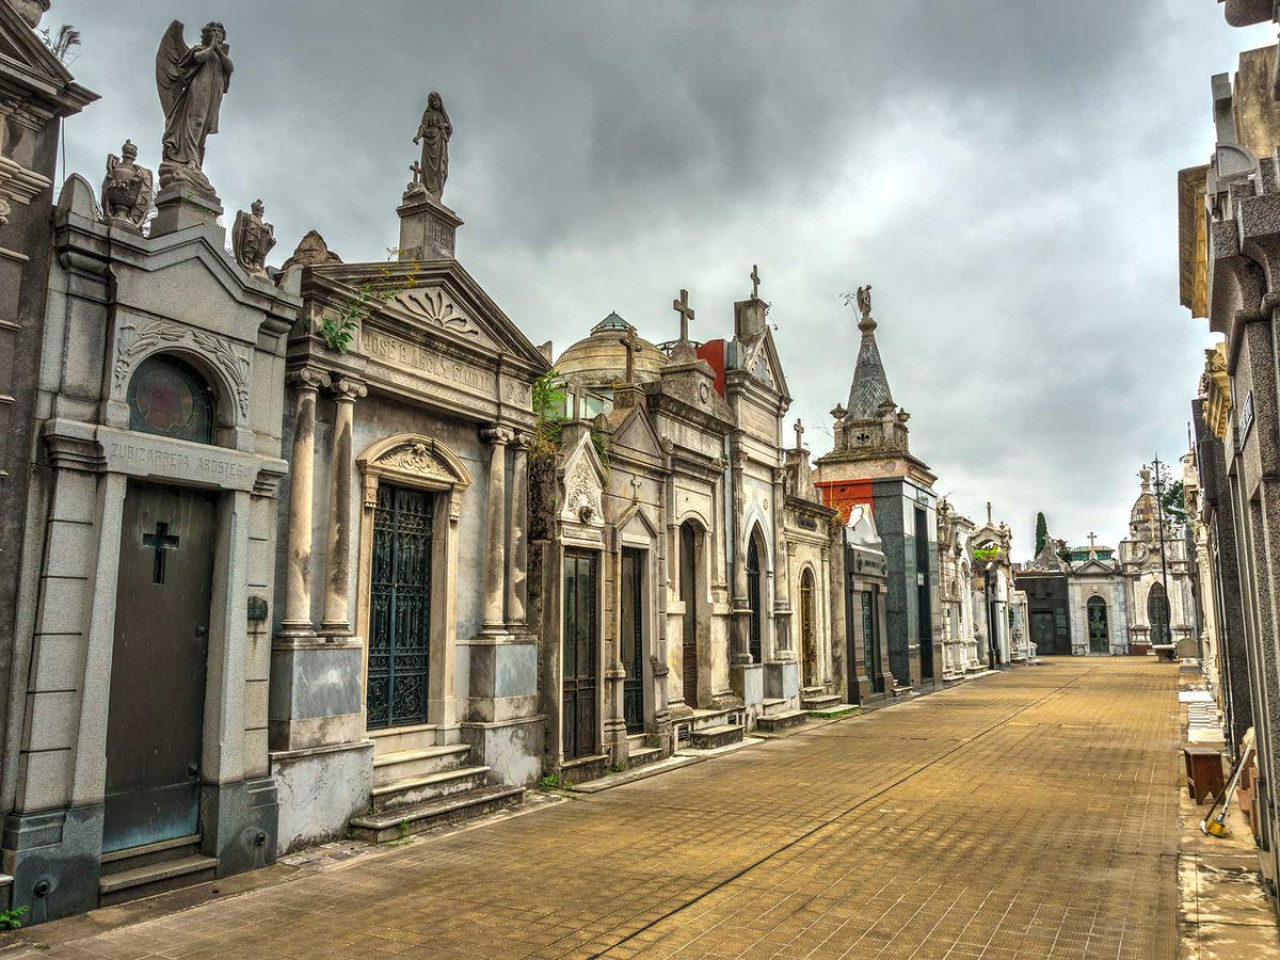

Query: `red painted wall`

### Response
(815, 478, 874, 524)
(697, 339, 726, 397)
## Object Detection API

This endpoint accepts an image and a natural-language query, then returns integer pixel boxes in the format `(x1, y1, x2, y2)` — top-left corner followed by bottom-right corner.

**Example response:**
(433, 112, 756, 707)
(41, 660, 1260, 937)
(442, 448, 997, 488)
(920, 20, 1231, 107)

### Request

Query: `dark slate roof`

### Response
(845, 316, 894, 419)
(592, 311, 631, 332)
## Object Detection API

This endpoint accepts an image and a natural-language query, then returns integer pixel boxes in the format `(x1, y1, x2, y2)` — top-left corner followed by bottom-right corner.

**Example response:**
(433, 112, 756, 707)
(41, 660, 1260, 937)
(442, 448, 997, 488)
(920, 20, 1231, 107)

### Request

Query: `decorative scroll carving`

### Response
(114, 320, 251, 419)
(376, 441, 455, 482)
(560, 438, 604, 527)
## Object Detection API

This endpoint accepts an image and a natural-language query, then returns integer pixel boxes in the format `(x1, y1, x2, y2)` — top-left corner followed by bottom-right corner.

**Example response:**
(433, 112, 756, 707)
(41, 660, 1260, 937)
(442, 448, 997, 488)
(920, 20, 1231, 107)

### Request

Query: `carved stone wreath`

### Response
(114, 320, 252, 419)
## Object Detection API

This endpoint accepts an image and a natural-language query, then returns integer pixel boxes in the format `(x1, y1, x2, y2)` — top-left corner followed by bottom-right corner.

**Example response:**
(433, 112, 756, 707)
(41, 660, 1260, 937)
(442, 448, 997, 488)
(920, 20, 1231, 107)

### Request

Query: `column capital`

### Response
(482, 425, 515, 447)
(331, 377, 368, 402)
(511, 431, 532, 452)
(287, 368, 331, 392)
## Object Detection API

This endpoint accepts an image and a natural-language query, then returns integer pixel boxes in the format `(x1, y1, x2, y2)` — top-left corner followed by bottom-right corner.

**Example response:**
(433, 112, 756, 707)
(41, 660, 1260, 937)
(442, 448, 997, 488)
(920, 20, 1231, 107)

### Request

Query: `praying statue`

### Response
(155, 20, 234, 196)
(413, 92, 452, 201)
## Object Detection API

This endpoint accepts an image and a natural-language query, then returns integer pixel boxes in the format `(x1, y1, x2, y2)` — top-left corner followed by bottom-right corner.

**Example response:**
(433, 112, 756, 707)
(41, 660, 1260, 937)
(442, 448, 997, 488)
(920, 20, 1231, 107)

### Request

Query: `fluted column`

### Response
(280, 368, 329, 636)
(320, 378, 367, 637)
(506, 432, 530, 628)
(481, 426, 513, 632)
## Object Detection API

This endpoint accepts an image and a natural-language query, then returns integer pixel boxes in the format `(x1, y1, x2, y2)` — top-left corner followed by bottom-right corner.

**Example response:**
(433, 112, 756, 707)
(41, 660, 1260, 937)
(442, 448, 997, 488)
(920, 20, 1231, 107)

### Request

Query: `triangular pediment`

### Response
(316, 259, 549, 372)
(0, 7, 96, 114)
(559, 433, 607, 527)
(610, 406, 664, 462)
(1074, 558, 1117, 575)
(741, 329, 791, 401)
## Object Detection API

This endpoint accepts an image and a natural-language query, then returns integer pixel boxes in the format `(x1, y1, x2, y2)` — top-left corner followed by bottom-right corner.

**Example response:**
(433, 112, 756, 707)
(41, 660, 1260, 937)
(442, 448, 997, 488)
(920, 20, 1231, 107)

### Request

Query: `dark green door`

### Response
(563, 551, 598, 759)
(621, 549, 645, 735)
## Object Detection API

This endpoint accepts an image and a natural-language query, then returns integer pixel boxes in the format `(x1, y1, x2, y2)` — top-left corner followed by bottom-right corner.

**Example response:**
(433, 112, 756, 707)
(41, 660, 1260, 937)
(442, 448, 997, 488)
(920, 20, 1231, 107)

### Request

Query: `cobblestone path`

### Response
(6, 658, 1180, 959)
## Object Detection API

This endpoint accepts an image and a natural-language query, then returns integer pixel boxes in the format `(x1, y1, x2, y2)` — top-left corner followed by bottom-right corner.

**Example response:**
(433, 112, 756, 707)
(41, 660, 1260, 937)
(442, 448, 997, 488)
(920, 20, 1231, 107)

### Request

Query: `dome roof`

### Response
(555, 312, 668, 386)
(1129, 469, 1164, 540)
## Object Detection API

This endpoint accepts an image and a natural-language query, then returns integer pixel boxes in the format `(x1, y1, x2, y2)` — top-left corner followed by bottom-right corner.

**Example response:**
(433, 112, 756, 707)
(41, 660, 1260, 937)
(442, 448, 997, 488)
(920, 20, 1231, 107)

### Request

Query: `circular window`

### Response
(127, 354, 215, 444)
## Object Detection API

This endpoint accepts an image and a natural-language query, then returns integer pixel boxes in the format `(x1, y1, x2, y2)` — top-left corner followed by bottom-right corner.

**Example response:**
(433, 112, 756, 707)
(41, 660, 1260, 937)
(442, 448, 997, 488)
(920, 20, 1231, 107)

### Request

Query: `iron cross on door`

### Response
(143, 520, 180, 583)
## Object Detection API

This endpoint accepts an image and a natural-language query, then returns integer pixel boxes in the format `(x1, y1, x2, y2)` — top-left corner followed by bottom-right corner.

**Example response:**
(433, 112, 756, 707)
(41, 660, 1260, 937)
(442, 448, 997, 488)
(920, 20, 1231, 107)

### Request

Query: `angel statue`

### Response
(101, 140, 154, 232)
(232, 199, 275, 279)
(155, 20, 234, 196)
(856, 285, 872, 318)
(413, 91, 452, 201)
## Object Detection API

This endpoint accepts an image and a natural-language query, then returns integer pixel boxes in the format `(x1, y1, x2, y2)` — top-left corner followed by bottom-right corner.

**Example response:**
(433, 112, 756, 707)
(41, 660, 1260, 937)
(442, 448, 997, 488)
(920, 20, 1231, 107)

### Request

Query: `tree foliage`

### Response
(1162, 480, 1188, 528)
(1034, 512, 1048, 556)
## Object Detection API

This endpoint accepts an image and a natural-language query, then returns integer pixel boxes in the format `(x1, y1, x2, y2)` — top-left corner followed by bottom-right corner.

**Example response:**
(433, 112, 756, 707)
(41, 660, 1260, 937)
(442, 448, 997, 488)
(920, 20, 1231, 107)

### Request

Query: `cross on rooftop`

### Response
(143, 520, 180, 585)
(672, 288, 695, 342)
(1088, 531, 1097, 551)
(618, 325, 643, 385)
(751, 264, 761, 301)
(794, 418, 804, 451)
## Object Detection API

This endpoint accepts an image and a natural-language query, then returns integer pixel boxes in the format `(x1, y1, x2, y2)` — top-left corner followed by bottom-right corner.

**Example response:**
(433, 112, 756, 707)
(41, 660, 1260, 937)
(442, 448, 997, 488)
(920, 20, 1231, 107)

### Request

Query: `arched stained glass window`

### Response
(128, 354, 215, 444)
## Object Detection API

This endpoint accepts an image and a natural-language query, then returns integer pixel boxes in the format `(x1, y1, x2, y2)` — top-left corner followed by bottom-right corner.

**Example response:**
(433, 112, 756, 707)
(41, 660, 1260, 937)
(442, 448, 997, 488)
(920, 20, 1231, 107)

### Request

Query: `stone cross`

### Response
(1088, 531, 1097, 556)
(410, 160, 422, 185)
(618, 325, 643, 385)
(673, 288, 695, 342)
(751, 264, 761, 301)
(631, 476, 643, 502)
(986, 501, 992, 524)
(794, 418, 804, 451)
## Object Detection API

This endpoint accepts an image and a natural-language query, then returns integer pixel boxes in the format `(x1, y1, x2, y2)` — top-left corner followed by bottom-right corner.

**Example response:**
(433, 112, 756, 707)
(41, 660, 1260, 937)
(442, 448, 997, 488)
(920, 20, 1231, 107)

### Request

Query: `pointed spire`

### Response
(844, 292, 894, 420)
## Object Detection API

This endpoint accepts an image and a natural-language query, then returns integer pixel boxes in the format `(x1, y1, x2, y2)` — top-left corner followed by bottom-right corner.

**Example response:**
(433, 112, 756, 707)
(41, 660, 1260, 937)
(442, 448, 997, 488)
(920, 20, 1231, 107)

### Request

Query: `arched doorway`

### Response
(680, 522, 700, 707)
(800, 568, 818, 687)
(746, 532, 764, 664)
(1087, 596, 1109, 654)
(1148, 583, 1171, 645)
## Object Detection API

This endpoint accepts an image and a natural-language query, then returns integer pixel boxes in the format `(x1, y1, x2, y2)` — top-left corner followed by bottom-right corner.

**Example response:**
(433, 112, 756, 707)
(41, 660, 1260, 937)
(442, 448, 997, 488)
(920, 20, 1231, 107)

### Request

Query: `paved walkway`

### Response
(2, 658, 1181, 959)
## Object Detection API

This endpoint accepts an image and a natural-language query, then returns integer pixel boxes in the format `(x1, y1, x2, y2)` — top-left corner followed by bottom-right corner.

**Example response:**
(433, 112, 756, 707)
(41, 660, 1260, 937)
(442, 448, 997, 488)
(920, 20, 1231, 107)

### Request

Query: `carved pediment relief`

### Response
(358, 434, 474, 514)
(392, 286, 495, 348)
(560, 434, 605, 528)
(113, 319, 252, 420)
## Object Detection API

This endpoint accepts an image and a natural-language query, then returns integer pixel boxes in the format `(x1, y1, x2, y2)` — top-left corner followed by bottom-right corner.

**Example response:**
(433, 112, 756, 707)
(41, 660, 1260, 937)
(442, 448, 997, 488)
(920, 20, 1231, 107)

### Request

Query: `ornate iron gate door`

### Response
(1088, 597, 1110, 654)
(681, 524, 698, 707)
(747, 537, 762, 663)
(105, 482, 215, 853)
(621, 549, 644, 734)
(563, 550, 599, 759)
(368, 483, 433, 729)
(801, 570, 816, 686)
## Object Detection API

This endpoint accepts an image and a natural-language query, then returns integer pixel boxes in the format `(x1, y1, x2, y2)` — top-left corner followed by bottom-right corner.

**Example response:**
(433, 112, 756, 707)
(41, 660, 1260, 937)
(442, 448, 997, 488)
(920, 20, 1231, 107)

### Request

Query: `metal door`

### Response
(680, 523, 698, 706)
(621, 550, 645, 735)
(562, 550, 598, 759)
(1031, 611, 1057, 654)
(104, 482, 216, 853)
(1088, 597, 1109, 654)
(368, 483, 433, 729)
(800, 570, 817, 686)
(747, 537, 763, 663)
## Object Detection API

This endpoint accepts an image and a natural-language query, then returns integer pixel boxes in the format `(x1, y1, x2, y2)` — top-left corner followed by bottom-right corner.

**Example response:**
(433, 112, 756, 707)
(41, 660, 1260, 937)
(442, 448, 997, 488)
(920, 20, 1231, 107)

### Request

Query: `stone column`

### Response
(320, 378, 367, 637)
(280, 369, 329, 636)
(729, 444, 751, 665)
(481, 426, 513, 632)
(506, 432, 530, 629)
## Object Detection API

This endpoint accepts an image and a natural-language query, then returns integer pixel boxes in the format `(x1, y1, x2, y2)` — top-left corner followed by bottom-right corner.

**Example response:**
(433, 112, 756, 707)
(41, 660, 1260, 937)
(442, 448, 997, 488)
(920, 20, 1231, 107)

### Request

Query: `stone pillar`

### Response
(320, 378, 366, 637)
(481, 426, 513, 632)
(729, 445, 751, 665)
(506, 433, 530, 629)
(280, 369, 329, 636)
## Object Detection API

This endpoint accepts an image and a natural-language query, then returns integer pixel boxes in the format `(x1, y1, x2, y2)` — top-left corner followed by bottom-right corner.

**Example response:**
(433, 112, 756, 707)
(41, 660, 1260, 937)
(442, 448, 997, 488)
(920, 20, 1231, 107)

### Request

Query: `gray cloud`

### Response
(50, 0, 1275, 557)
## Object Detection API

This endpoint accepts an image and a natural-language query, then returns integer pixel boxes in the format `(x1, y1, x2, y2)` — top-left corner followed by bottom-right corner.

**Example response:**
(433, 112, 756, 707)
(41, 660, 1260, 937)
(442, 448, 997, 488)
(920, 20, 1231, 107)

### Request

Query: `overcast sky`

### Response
(48, 0, 1275, 559)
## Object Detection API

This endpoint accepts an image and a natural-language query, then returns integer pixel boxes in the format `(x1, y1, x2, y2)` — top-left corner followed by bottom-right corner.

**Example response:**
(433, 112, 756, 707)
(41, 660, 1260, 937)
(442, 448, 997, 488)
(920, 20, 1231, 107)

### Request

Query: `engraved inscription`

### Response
(360, 330, 496, 395)
(109, 439, 253, 480)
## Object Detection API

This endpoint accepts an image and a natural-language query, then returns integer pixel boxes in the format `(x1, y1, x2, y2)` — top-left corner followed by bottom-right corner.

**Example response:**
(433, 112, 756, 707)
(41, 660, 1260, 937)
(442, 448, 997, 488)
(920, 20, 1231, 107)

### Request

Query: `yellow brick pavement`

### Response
(3, 657, 1181, 959)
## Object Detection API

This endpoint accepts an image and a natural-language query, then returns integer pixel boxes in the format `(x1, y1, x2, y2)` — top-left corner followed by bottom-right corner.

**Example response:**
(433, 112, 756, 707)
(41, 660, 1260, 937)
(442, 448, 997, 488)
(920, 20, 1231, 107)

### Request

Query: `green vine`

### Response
(0, 906, 28, 930)
(315, 248, 419, 355)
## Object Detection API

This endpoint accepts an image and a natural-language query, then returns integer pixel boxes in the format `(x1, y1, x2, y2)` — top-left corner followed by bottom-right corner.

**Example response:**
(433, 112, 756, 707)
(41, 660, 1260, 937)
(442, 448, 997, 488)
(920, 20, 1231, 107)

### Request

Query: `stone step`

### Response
(371, 765, 490, 812)
(761, 697, 790, 717)
(372, 744, 472, 786)
(690, 724, 744, 750)
(756, 710, 808, 733)
(806, 702, 859, 718)
(98, 854, 218, 907)
(368, 723, 438, 756)
(349, 785, 525, 843)
(800, 693, 842, 710)
(628, 746, 664, 768)
(100, 833, 202, 876)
